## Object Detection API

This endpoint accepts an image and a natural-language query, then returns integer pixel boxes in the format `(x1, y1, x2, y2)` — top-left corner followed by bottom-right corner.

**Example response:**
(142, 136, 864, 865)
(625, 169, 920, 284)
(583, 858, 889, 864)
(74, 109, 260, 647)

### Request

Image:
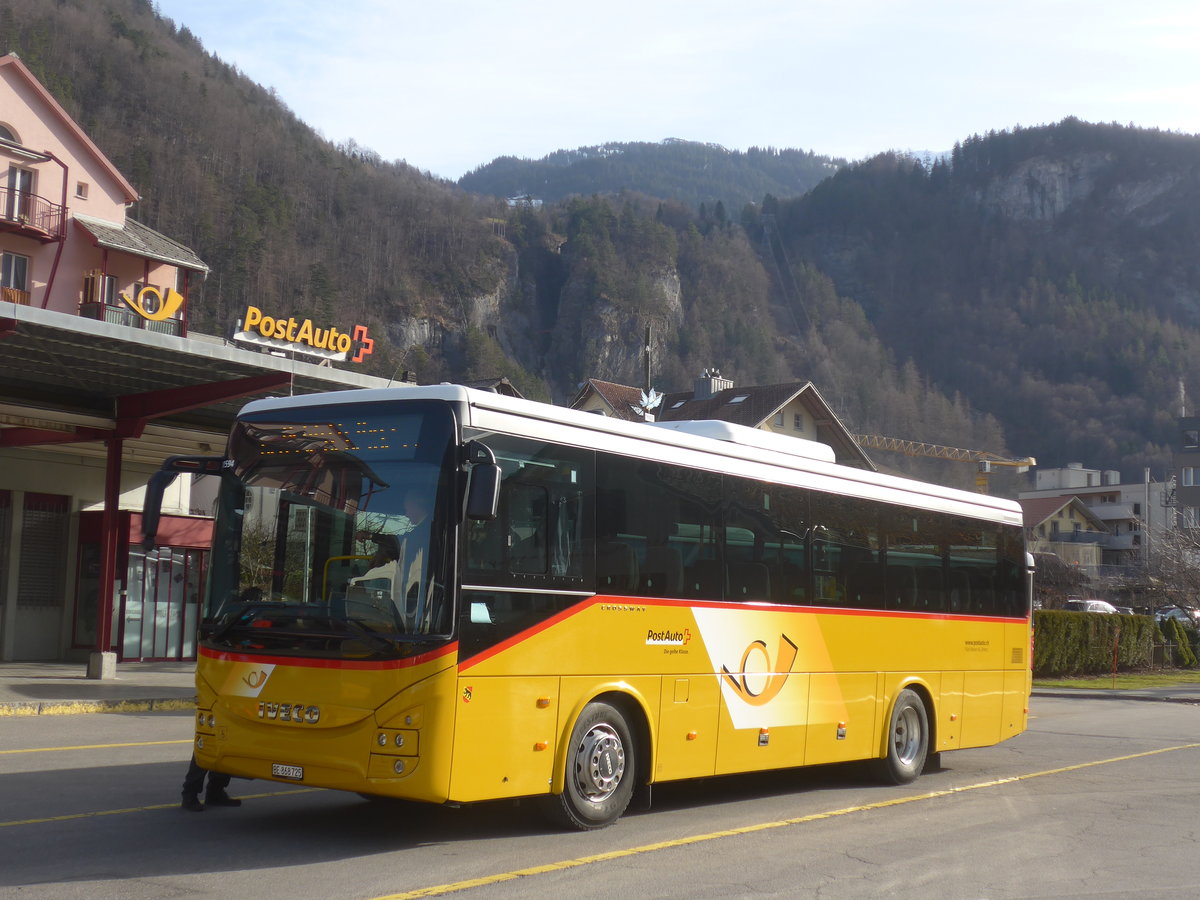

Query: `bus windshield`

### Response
(204, 400, 457, 659)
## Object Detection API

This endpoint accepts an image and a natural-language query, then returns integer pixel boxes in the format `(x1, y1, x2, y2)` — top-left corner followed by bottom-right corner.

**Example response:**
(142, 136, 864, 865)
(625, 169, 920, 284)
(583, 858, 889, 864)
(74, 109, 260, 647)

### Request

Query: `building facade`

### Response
(1018, 463, 1168, 577)
(1, 54, 388, 668)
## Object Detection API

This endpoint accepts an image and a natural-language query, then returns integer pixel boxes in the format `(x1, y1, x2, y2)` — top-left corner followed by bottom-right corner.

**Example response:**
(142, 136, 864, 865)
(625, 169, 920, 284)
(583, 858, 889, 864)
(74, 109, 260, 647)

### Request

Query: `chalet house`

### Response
(1018, 495, 1106, 572)
(570, 369, 875, 470)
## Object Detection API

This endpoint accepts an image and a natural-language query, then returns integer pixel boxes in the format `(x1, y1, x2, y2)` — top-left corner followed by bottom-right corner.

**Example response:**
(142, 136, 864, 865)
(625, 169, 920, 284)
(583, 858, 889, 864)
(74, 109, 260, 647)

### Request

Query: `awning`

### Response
(0, 302, 392, 466)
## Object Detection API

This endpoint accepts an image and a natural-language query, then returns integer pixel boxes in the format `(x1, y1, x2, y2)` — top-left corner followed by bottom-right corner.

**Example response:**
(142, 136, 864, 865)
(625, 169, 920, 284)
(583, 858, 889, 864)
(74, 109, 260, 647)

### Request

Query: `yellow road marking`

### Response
(0, 739, 192, 755)
(0, 789, 319, 828)
(371, 742, 1200, 900)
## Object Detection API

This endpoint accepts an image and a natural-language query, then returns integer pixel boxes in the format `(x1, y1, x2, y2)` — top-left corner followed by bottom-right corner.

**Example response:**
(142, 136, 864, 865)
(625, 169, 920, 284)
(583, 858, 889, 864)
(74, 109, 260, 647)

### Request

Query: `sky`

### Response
(151, 0, 1200, 181)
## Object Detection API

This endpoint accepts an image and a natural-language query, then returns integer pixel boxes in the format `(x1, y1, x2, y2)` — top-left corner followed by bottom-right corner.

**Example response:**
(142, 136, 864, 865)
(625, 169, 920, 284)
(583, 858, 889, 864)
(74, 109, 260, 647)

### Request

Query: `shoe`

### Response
(205, 790, 241, 807)
(181, 795, 205, 812)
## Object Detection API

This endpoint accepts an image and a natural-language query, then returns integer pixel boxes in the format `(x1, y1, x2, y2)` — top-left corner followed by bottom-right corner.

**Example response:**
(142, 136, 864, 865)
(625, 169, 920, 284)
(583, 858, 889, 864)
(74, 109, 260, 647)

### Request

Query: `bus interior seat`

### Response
(641, 545, 683, 595)
(887, 565, 917, 609)
(728, 561, 770, 600)
(947, 567, 971, 611)
(597, 541, 639, 593)
(684, 558, 724, 599)
(846, 562, 884, 608)
(916, 567, 943, 610)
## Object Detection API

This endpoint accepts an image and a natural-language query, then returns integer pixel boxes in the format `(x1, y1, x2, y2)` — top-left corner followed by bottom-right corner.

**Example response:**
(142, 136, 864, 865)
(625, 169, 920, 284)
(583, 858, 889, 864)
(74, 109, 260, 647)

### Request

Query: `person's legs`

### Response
(181, 755, 207, 811)
(204, 769, 241, 807)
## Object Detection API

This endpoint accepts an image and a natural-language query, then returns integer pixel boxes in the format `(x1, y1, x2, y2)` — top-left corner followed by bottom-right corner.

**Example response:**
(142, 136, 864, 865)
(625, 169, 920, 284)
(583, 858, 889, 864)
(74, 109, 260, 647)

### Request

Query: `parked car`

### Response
(1114, 605, 1135, 615)
(1062, 599, 1120, 614)
(1155, 606, 1200, 628)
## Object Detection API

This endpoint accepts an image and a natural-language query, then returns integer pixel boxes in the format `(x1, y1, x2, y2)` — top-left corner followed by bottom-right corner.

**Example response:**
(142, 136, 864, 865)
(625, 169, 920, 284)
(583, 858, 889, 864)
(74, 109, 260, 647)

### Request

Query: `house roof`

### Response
(569, 378, 647, 422)
(1018, 495, 1108, 530)
(0, 54, 139, 204)
(660, 382, 803, 427)
(570, 378, 875, 470)
(73, 214, 209, 274)
(462, 377, 525, 398)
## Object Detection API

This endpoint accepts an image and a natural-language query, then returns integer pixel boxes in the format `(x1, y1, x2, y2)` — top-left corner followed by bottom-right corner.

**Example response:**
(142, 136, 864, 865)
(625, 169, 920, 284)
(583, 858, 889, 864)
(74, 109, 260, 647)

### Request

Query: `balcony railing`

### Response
(78, 301, 182, 336)
(1, 286, 30, 305)
(0, 186, 66, 242)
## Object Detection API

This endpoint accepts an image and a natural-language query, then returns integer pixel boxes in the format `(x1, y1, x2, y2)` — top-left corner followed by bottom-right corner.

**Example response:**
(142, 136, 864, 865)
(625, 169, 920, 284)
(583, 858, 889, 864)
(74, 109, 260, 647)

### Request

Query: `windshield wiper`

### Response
(341, 617, 397, 652)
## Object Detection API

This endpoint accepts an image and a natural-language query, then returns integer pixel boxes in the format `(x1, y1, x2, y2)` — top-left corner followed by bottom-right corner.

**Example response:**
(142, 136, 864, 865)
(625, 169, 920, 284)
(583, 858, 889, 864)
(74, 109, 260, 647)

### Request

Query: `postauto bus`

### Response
(143, 385, 1031, 829)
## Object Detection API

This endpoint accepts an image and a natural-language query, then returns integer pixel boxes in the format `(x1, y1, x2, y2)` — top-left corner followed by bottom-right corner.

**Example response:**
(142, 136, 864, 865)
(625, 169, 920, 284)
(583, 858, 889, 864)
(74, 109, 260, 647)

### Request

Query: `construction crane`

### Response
(853, 434, 1036, 494)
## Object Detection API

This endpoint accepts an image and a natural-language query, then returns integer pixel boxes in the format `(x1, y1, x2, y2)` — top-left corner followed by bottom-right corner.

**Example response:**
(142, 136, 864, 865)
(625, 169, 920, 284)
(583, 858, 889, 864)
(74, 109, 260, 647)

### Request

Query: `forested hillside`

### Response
(764, 121, 1200, 475)
(8, 0, 1200, 493)
(459, 140, 843, 212)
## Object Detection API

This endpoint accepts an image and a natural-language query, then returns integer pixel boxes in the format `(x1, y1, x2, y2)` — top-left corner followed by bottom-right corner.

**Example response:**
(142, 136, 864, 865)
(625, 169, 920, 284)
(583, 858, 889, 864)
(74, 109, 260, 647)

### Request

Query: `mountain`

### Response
(458, 140, 843, 212)
(765, 120, 1200, 475)
(10, 0, 1200, 493)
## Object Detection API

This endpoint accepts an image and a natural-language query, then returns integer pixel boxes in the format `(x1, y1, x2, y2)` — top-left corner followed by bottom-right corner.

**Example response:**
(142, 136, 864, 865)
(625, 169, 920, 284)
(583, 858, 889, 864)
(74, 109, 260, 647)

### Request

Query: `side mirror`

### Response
(142, 455, 228, 549)
(466, 463, 501, 520)
(463, 440, 500, 521)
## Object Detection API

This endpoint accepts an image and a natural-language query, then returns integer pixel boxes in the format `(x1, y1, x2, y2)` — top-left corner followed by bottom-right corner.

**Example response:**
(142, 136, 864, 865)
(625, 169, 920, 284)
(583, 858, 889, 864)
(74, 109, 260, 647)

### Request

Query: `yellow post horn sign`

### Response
(120, 284, 185, 321)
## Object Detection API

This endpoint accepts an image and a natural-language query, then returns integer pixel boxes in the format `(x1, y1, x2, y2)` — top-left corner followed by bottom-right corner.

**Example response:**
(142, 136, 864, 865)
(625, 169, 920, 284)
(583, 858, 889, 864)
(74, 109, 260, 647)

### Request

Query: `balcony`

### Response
(1, 286, 30, 305)
(0, 186, 66, 243)
(79, 300, 183, 336)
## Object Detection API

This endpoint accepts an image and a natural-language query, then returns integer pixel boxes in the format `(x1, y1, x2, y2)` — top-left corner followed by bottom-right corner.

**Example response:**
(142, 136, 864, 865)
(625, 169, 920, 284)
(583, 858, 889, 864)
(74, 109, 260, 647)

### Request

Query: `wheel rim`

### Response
(572, 723, 625, 802)
(892, 704, 923, 766)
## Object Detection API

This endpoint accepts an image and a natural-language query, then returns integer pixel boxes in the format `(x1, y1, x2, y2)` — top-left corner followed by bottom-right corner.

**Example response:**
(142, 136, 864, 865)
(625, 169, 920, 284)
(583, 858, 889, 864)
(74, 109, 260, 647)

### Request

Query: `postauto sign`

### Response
(233, 305, 374, 363)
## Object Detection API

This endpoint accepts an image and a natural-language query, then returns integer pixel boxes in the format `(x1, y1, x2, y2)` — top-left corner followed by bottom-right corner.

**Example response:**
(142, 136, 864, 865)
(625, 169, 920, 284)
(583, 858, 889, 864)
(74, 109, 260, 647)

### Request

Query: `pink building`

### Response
(1, 53, 207, 332)
(1, 54, 387, 671)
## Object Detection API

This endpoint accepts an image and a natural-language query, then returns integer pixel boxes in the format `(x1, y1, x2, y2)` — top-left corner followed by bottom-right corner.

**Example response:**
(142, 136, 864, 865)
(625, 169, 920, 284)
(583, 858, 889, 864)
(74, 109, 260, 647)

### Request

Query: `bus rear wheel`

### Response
(544, 701, 636, 830)
(873, 688, 929, 785)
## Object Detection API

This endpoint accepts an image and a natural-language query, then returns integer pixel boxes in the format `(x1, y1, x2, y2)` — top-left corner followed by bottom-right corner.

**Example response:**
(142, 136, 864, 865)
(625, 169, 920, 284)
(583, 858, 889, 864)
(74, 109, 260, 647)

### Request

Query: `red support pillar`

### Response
(89, 437, 123, 678)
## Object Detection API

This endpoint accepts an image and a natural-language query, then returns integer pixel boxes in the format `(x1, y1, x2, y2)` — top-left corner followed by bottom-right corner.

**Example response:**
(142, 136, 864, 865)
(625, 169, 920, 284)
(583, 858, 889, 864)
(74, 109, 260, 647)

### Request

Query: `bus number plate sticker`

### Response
(272, 763, 304, 780)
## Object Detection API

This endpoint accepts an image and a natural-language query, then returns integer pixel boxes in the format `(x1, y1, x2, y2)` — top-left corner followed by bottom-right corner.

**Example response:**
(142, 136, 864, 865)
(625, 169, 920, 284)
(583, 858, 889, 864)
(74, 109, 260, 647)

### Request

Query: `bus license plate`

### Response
(272, 763, 304, 780)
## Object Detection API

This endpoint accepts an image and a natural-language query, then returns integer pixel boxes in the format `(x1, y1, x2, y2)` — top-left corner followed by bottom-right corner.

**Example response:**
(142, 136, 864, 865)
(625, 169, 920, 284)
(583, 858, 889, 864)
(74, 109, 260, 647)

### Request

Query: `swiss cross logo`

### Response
(350, 324, 375, 363)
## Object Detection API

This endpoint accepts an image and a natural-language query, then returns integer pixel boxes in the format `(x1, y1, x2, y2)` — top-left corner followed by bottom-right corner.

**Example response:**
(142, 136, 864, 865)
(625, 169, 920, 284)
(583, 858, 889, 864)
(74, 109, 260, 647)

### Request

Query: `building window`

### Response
(793, 413, 804, 431)
(75, 181, 88, 199)
(5, 165, 33, 221)
(1185, 430, 1200, 448)
(774, 412, 784, 427)
(2, 251, 29, 292)
(1184, 467, 1195, 487)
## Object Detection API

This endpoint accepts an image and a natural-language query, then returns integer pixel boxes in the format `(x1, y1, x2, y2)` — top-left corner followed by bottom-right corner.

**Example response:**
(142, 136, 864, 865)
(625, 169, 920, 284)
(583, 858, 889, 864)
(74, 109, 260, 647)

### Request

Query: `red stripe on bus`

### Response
(456, 593, 1028, 671)
(198, 643, 458, 670)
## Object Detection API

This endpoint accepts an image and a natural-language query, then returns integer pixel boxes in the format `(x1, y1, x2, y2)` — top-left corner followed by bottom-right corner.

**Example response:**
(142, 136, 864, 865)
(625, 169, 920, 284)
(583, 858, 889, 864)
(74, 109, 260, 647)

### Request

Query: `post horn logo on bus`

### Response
(120, 284, 185, 321)
(234, 305, 375, 364)
(720, 634, 799, 707)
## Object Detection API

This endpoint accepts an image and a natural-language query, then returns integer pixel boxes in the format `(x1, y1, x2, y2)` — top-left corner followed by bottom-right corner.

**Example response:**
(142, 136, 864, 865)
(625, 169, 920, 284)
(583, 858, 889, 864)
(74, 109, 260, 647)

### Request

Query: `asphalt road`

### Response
(2, 697, 1199, 899)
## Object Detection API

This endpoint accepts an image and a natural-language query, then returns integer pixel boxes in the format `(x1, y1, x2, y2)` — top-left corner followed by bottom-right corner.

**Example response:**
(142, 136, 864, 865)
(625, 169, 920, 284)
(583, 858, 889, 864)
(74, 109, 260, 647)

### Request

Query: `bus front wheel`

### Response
(544, 701, 636, 830)
(873, 688, 929, 785)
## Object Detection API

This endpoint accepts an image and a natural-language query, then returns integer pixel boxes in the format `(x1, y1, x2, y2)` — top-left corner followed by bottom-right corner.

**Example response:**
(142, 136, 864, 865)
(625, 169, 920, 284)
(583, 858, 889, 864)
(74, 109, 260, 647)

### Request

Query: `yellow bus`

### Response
(144, 385, 1031, 829)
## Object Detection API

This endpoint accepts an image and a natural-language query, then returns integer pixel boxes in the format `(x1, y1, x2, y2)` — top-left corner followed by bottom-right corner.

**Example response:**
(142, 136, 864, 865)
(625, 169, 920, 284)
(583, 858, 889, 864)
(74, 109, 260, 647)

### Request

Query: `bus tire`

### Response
(873, 688, 929, 785)
(544, 701, 635, 830)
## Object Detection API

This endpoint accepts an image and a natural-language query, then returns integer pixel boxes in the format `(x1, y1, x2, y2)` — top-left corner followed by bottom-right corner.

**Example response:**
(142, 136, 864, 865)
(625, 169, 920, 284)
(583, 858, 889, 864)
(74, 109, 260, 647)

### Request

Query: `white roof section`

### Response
(650, 419, 836, 463)
(240, 385, 1023, 525)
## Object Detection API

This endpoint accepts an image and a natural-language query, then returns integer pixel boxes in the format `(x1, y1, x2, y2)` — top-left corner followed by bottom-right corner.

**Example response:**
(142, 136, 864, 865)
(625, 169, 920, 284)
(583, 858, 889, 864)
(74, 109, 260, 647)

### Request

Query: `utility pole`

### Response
(644, 325, 652, 393)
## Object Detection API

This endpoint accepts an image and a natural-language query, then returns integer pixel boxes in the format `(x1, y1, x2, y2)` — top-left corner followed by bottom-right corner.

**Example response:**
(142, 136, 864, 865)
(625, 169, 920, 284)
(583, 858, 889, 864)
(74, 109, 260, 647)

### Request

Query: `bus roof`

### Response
(237, 384, 1023, 524)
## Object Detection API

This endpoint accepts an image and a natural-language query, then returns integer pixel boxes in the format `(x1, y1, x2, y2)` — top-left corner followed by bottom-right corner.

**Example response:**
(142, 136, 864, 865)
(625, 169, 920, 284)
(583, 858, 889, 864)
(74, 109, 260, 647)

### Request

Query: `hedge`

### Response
(1159, 617, 1198, 667)
(1033, 611, 1159, 677)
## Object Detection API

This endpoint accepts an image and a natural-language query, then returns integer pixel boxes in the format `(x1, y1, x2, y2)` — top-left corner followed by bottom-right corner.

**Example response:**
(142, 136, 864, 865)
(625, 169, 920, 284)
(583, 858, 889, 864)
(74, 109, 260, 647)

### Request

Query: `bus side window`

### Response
(509, 484, 548, 573)
(462, 436, 593, 586)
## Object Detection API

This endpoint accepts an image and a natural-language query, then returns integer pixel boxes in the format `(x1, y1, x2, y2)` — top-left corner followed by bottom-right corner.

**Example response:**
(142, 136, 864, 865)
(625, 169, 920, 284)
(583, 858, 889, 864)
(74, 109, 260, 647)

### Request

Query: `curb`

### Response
(1033, 690, 1200, 705)
(0, 697, 195, 717)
